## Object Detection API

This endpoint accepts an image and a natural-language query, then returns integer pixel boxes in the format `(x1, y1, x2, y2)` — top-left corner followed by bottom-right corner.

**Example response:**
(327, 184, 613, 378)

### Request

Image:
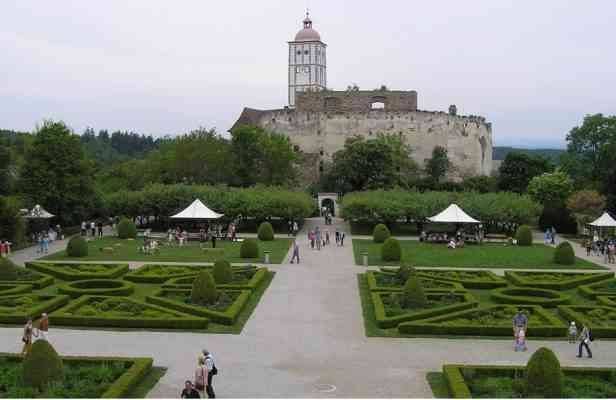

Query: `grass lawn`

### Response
(352, 239, 603, 269)
(43, 237, 292, 264)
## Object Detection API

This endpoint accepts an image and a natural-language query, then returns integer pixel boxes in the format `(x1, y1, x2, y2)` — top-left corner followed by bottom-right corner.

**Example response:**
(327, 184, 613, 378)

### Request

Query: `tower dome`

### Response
(294, 12, 321, 41)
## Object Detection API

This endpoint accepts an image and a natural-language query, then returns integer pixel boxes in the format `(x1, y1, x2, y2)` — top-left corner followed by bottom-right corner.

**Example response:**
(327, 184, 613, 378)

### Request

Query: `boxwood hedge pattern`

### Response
(0, 283, 33, 296)
(416, 269, 508, 289)
(163, 268, 269, 291)
(366, 271, 466, 292)
(123, 264, 205, 284)
(0, 268, 54, 289)
(597, 296, 616, 307)
(51, 295, 208, 330)
(558, 305, 616, 338)
(578, 278, 616, 299)
(399, 304, 567, 337)
(490, 287, 571, 307)
(0, 353, 155, 399)
(27, 262, 129, 281)
(505, 271, 614, 290)
(58, 279, 135, 298)
(0, 294, 70, 324)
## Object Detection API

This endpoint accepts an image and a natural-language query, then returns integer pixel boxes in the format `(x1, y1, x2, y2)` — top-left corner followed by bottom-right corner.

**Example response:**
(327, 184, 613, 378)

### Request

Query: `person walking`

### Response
(194, 356, 208, 397)
(202, 350, 217, 398)
(315, 227, 321, 250)
(512, 310, 528, 339)
(577, 324, 592, 358)
(37, 313, 49, 341)
(21, 318, 34, 356)
(550, 226, 556, 245)
(211, 233, 216, 249)
(293, 221, 299, 236)
(42, 233, 49, 254)
(97, 221, 104, 238)
(325, 229, 330, 245)
(81, 221, 87, 236)
(568, 321, 578, 343)
(90, 221, 96, 237)
(291, 239, 300, 264)
(181, 381, 201, 398)
(340, 232, 345, 247)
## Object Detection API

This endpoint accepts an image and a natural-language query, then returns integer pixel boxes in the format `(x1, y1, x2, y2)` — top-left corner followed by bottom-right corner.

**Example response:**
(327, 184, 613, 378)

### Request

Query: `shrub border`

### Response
(57, 279, 135, 298)
(416, 269, 508, 289)
(0, 273, 54, 289)
(0, 283, 33, 296)
(505, 271, 614, 290)
(490, 286, 571, 307)
(371, 291, 477, 329)
(26, 262, 129, 281)
(147, 289, 252, 325)
(399, 304, 567, 337)
(0, 294, 70, 324)
(578, 278, 616, 299)
(558, 305, 616, 338)
(123, 264, 204, 284)
(163, 268, 268, 291)
(50, 295, 208, 330)
(366, 271, 465, 292)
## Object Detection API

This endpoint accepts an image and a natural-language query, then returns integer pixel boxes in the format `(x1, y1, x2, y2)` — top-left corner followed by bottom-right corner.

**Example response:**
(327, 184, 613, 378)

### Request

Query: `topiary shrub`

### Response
(191, 271, 218, 305)
(0, 258, 19, 280)
(381, 237, 401, 262)
(257, 222, 274, 241)
(515, 225, 533, 246)
(117, 218, 137, 239)
(526, 347, 563, 398)
(373, 223, 391, 243)
(213, 259, 233, 284)
(66, 236, 88, 257)
(396, 264, 415, 284)
(22, 340, 64, 389)
(554, 242, 575, 265)
(400, 273, 428, 308)
(240, 239, 259, 258)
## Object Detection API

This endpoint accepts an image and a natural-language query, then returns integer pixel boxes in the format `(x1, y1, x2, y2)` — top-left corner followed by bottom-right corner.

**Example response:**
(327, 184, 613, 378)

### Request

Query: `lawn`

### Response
(43, 237, 292, 264)
(352, 239, 603, 269)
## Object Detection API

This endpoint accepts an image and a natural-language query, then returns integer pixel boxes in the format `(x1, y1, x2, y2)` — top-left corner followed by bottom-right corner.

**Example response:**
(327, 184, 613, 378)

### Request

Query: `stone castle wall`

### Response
(296, 90, 418, 112)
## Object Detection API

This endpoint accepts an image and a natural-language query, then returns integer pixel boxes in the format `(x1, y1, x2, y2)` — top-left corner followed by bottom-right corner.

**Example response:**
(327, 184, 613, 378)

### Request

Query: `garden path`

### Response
(2, 218, 616, 397)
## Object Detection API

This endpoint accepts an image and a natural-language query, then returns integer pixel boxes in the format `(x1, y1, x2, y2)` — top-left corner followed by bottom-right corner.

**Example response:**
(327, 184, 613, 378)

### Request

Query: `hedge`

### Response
(257, 222, 275, 241)
(0, 272, 54, 289)
(399, 305, 567, 337)
(365, 271, 465, 292)
(442, 364, 472, 398)
(597, 296, 616, 307)
(57, 279, 135, 298)
(490, 287, 571, 307)
(240, 239, 259, 258)
(123, 264, 204, 284)
(50, 295, 208, 330)
(578, 278, 616, 299)
(381, 238, 401, 261)
(557, 305, 616, 338)
(117, 218, 137, 239)
(504, 271, 613, 290)
(371, 291, 477, 329)
(0, 283, 33, 296)
(515, 225, 533, 246)
(66, 236, 88, 257)
(0, 294, 70, 324)
(147, 289, 251, 325)
(554, 242, 575, 265)
(417, 269, 508, 289)
(26, 262, 129, 281)
(162, 266, 266, 291)
(372, 224, 391, 243)
(0, 353, 155, 399)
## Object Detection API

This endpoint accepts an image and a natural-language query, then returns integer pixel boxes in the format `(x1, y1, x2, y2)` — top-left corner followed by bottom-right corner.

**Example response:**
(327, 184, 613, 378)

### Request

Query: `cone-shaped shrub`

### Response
(191, 271, 218, 305)
(0, 258, 19, 280)
(515, 225, 533, 246)
(240, 239, 259, 258)
(257, 222, 275, 241)
(400, 273, 428, 308)
(213, 259, 233, 284)
(117, 218, 137, 239)
(554, 242, 575, 265)
(381, 237, 401, 261)
(22, 340, 64, 389)
(66, 236, 88, 257)
(526, 347, 563, 398)
(373, 224, 391, 243)
(396, 264, 415, 284)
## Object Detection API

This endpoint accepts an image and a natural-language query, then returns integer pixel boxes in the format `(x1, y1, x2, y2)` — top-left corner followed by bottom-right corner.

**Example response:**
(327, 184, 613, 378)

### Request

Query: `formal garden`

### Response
(358, 265, 616, 338)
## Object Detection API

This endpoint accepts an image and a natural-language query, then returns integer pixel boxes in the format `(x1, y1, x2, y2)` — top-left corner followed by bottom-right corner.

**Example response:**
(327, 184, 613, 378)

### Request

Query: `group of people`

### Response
(21, 314, 50, 356)
(512, 310, 593, 357)
(181, 350, 217, 398)
(321, 206, 334, 225)
(543, 226, 558, 245)
(0, 239, 12, 257)
(81, 220, 104, 238)
(287, 220, 299, 236)
(33, 226, 62, 254)
(583, 234, 616, 263)
(307, 226, 345, 250)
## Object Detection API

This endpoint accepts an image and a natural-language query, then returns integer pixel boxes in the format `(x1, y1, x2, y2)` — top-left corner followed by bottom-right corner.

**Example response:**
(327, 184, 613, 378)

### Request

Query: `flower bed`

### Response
(504, 271, 614, 290)
(578, 278, 616, 299)
(399, 305, 566, 337)
(558, 305, 616, 338)
(0, 283, 33, 296)
(490, 287, 571, 307)
(0, 268, 54, 289)
(0, 294, 70, 324)
(57, 279, 135, 298)
(51, 295, 208, 329)
(26, 262, 129, 281)
(416, 269, 508, 289)
(366, 271, 465, 292)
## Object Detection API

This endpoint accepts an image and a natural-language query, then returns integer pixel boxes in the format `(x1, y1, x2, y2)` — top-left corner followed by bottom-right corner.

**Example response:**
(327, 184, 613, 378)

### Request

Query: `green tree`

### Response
(0, 196, 25, 245)
(424, 146, 450, 183)
(19, 121, 97, 224)
(566, 190, 606, 231)
(0, 145, 11, 195)
(498, 152, 553, 193)
(527, 171, 574, 205)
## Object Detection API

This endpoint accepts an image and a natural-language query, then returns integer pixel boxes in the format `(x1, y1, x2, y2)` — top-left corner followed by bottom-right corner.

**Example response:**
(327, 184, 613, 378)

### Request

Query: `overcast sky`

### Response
(1, 1, 615, 148)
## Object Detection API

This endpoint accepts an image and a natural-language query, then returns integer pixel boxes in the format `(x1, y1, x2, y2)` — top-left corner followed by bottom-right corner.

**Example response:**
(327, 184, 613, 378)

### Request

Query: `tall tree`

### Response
(424, 146, 451, 183)
(498, 152, 553, 193)
(0, 145, 11, 195)
(527, 171, 574, 205)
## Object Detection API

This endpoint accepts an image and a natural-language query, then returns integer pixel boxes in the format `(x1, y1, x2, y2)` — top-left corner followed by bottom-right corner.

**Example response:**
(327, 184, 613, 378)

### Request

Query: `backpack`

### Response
(206, 356, 218, 375)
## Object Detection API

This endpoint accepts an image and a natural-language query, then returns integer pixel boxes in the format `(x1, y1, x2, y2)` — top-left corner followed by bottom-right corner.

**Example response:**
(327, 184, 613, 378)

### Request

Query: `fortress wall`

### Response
(296, 90, 418, 112)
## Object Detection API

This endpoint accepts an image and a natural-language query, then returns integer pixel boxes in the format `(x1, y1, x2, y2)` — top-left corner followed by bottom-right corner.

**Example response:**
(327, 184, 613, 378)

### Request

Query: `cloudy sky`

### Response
(1, 1, 615, 147)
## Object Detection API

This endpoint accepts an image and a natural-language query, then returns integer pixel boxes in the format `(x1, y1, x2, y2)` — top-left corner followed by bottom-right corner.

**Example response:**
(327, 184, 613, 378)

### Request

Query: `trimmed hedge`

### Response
(147, 289, 252, 325)
(515, 225, 533, 246)
(191, 271, 218, 305)
(381, 238, 401, 262)
(554, 242, 575, 265)
(213, 260, 233, 284)
(257, 222, 275, 241)
(526, 347, 563, 398)
(597, 295, 616, 307)
(51, 295, 208, 330)
(22, 340, 64, 389)
(26, 262, 129, 281)
(558, 305, 616, 338)
(57, 279, 135, 298)
(123, 264, 204, 284)
(490, 287, 571, 307)
(578, 278, 616, 299)
(0, 258, 19, 280)
(240, 239, 259, 258)
(504, 271, 613, 290)
(0, 294, 70, 324)
(399, 305, 567, 337)
(417, 269, 508, 289)
(365, 271, 465, 292)
(117, 218, 137, 239)
(163, 267, 268, 291)
(442, 364, 472, 398)
(0, 283, 33, 296)
(401, 274, 427, 308)
(372, 224, 391, 243)
(66, 236, 88, 257)
(0, 272, 54, 289)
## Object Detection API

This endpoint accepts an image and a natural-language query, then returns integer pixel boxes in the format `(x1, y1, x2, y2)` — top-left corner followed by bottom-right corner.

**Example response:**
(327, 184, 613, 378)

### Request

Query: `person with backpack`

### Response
(194, 356, 208, 397)
(202, 349, 217, 398)
(577, 324, 593, 358)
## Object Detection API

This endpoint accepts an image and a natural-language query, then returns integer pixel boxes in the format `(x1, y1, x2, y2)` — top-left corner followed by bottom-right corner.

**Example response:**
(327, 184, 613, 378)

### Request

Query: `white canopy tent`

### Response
(170, 199, 224, 220)
(428, 203, 480, 224)
(22, 204, 55, 219)
(589, 212, 616, 228)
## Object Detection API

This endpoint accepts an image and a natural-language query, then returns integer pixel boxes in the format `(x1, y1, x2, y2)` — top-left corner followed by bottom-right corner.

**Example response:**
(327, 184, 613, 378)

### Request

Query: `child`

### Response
(568, 321, 578, 343)
(515, 328, 527, 352)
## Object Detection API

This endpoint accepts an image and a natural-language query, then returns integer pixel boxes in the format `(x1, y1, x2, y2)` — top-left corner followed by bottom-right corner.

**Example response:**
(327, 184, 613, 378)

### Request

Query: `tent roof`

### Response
(170, 199, 224, 219)
(22, 204, 55, 219)
(428, 203, 480, 224)
(589, 212, 616, 227)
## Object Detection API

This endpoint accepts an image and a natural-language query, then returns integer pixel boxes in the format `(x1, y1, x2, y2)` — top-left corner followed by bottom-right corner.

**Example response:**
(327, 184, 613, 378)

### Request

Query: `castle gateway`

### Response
(231, 13, 493, 181)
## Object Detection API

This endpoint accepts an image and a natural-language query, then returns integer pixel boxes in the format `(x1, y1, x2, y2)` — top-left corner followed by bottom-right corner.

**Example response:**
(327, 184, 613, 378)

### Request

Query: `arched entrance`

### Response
(317, 193, 339, 217)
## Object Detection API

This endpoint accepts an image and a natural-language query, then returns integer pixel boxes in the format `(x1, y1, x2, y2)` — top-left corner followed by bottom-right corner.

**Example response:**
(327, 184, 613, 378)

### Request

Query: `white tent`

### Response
(22, 204, 55, 219)
(170, 199, 223, 220)
(589, 212, 616, 227)
(428, 203, 480, 224)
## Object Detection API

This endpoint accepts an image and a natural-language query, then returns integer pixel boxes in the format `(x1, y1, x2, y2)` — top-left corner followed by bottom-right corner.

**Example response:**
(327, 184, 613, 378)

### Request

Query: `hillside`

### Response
(492, 146, 565, 163)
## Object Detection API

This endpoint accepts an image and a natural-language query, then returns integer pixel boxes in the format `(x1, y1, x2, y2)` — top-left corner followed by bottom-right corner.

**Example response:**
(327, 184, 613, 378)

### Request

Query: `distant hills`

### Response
(492, 146, 565, 163)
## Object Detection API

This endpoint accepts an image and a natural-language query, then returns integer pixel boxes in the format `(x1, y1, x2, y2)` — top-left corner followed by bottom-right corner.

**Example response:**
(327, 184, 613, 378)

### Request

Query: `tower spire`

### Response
(303, 9, 312, 29)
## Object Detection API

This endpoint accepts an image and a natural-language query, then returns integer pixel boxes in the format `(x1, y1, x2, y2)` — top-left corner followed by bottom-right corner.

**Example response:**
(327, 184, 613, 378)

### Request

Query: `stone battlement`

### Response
(295, 90, 418, 112)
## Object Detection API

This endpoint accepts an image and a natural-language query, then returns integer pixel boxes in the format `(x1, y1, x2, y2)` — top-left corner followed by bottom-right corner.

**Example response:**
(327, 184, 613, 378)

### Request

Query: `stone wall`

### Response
(296, 90, 418, 113)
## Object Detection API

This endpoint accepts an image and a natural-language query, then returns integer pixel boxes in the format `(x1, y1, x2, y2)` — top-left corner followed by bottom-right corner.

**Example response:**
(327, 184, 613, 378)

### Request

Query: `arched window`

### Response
(371, 102, 385, 110)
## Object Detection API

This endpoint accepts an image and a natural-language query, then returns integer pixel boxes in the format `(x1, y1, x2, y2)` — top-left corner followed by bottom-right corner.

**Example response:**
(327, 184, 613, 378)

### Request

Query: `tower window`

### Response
(304, 50, 309, 55)
(296, 66, 301, 73)
(304, 66, 310, 73)
(296, 50, 301, 55)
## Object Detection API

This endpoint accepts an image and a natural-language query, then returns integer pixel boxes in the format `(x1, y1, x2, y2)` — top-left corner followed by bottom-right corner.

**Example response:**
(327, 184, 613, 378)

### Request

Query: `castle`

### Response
(231, 13, 493, 181)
